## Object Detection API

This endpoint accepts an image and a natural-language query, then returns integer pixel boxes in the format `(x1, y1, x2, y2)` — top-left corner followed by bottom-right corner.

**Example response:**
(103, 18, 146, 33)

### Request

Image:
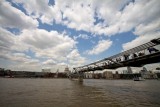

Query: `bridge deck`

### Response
(73, 38, 160, 73)
(82, 51, 160, 72)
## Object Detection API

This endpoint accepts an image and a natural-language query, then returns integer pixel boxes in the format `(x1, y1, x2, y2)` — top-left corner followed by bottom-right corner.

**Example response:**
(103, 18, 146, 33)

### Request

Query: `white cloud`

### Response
(86, 39, 112, 55)
(42, 59, 56, 65)
(1, 0, 160, 71)
(118, 0, 160, 33)
(123, 18, 160, 50)
(121, 0, 160, 50)
(61, 1, 95, 31)
(0, 51, 41, 71)
(9, 53, 40, 67)
(0, 27, 86, 70)
(61, 0, 159, 37)
(67, 49, 86, 67)
(122, 32, 160, 50)
(0, 27, 15, 51)
(91, 0, 160, 36)
(10, 0, 160, 37)
(13, 0, 62, 24)
(18, 29, 76, 61)
(134, 19, 160, 36)
(0, 0, 38, 29)
(73, 34, 90, 40)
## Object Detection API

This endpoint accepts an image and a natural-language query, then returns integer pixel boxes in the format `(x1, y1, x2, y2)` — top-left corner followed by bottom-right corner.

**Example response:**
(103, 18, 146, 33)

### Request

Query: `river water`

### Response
(0, 78, 160, 107)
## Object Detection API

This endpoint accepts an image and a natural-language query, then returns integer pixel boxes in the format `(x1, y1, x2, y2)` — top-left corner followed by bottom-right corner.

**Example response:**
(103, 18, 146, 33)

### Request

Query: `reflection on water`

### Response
(0, 78, 160, 107)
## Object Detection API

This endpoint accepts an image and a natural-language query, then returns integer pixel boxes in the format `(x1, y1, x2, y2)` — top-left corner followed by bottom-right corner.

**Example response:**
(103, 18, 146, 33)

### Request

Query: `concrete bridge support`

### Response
(78, 76, 83, 82)
(127, 66, 133, 74)
(69, 75, 72, 80)
(78, 72, 84, 82)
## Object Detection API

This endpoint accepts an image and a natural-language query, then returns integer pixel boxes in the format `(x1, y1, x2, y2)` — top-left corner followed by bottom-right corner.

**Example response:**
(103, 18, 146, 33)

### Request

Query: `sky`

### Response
(0, 0, 160, 72)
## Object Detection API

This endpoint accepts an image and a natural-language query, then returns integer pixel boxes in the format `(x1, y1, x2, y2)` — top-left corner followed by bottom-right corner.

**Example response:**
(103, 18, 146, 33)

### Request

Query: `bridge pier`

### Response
(68, 75, 72, 80)
(92, 71, 94, 79)
(78, 71, 84, 82)
(127, 66, 133, 74)
(78, 76, 83, 82)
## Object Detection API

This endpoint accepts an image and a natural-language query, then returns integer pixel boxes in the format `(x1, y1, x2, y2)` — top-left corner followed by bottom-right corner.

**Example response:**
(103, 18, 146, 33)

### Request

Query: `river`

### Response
(0, 78, 160, 107)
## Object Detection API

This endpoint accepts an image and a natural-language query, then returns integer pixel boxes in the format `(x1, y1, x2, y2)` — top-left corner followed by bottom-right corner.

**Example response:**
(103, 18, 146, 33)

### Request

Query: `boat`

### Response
(133, 77, 145, 81)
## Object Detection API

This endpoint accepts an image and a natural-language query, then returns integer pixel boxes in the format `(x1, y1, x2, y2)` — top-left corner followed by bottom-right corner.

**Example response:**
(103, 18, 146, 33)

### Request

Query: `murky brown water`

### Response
(0, 78, 160, 107)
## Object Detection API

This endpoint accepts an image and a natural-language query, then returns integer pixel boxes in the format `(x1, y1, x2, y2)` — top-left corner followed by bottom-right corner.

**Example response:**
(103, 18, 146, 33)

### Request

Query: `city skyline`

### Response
(0, 0, 160, 72)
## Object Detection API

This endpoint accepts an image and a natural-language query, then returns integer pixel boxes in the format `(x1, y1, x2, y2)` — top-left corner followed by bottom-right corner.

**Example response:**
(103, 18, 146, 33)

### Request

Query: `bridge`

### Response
(69, 38, 160, 82)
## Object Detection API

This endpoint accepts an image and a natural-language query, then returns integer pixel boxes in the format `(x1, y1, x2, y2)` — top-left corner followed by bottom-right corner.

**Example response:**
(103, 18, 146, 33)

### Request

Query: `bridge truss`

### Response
(72, 38, 160, 73)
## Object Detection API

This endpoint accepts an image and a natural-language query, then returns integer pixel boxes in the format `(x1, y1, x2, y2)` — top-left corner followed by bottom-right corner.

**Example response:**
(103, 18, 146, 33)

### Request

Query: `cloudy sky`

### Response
(0, 0, 160, 72)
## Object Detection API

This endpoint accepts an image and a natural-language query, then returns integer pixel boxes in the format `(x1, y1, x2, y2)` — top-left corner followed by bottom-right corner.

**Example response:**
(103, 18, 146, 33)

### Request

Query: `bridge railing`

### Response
(73, 38, 160, 72)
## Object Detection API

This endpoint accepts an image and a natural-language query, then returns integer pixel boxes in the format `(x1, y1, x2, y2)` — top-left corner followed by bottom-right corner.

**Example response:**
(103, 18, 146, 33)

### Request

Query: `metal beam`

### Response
(73, 38, 160, 72)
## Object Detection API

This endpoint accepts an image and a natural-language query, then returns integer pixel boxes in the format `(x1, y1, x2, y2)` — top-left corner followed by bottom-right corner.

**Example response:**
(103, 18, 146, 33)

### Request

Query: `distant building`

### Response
(0, 68, 5, 76)
(113, 71, 120, 79)
(64, 66, 70, 76)
(85, 73, 93, 79)
(127, 66, 133, 74)
(35, 72, 46, 77)
(123, 70, 128, 74)
(103, 71, 113, 79)
(54, 69, 59, 78)
(42, 69, 51, 73)
(94, 73, 102, 79)
(140, 67, 158, 79)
